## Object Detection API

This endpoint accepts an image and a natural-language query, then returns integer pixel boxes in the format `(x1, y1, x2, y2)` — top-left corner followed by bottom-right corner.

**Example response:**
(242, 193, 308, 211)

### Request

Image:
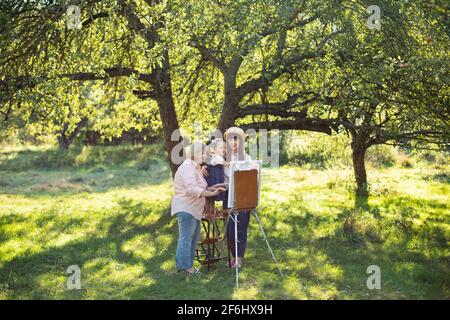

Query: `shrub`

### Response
(280, 131, 351, 169)
(397, 152, 415, 168)
(0, 144, 166, 171)
(416, 151, 448, 166)
(365, 145, 398, 168)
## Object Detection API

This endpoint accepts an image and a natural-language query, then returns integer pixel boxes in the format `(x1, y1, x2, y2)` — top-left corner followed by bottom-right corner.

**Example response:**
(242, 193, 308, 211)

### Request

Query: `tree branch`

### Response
(239, 91, 317, 117)
(188, 40, 228, 73)
(118, 0, 158, 49)
(132, 89, 158, 99)
(0, 67, 153, 91)
(237, 51, 324, 98)
(240, 118, 334, 135)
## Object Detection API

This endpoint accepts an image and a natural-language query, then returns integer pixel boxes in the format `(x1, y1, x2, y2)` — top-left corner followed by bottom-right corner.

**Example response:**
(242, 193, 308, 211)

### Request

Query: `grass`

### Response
(0, 144, 449, 299)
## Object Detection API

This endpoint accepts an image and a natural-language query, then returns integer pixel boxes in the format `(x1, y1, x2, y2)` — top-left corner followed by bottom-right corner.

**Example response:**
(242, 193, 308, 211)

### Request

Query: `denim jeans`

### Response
(175, 211, 200, 270)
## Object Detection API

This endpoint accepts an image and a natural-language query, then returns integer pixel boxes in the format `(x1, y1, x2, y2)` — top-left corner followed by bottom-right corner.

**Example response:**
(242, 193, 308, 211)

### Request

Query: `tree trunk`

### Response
(218, 73, 239, 133)
(351, 133, 369, 197)
(118, 1, 182, 177)
(57, 135, 70, 151)
(57, 117, 88, 152)
(152, 51, 182, 177)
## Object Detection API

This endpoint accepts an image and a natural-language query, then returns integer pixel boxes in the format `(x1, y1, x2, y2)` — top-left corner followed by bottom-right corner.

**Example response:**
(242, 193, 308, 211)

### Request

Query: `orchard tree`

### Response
(290, 0, 450, 196)
(179, 0, 448, 196)
(179, 0, 343, 133)
(0, 0, 448, 188)
(0, 0, 183, 174)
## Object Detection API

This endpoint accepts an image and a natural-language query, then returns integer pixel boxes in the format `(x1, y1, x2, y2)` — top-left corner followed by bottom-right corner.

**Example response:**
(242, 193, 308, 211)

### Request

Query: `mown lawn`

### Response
(0, 145, 449, 299)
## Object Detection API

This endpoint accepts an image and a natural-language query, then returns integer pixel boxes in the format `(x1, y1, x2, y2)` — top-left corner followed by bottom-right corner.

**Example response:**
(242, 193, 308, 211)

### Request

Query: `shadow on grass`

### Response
(354, 195, 369, 210)
(0, 191, 448, 299)
(0, 144, 172, 196)
(243, 196, 449, 299)
(0, 198, 236, 299)
(423, 172, 450, 184)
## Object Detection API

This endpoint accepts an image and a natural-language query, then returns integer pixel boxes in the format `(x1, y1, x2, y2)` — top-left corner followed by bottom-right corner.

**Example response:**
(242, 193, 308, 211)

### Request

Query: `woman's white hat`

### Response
(224, 127, 245, 139)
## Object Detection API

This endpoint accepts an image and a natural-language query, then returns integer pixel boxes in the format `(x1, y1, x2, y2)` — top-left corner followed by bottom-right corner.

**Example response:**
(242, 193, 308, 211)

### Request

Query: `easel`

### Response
(229, 169, 284, 288)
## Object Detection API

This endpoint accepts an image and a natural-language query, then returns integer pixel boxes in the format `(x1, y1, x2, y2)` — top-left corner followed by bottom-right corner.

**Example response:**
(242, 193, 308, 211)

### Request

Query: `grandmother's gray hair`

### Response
(187, 141, 207, 160)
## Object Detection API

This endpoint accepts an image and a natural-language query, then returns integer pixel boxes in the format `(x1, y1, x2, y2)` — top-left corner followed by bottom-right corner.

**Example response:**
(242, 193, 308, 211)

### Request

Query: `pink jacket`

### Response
(171, 159, 208, 220)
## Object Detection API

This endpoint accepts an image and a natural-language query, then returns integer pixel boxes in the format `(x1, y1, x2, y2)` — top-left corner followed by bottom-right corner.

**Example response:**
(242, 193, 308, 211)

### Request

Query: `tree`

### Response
(289, 0, 450, 196)
(180, 0, 448, 196)
(0, 0, 448, 190)
(0, 0, 183, 175)
(181, 0, 342, 133)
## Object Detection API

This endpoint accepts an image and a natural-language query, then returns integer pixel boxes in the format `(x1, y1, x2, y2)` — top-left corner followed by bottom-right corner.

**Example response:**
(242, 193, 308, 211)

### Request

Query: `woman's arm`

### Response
(210, 183, 228, 189)
(201, 187, 226, 198)
(181, 166, 226, 198)
(181, 166, 206, 198)
(206, 184, 228, 192)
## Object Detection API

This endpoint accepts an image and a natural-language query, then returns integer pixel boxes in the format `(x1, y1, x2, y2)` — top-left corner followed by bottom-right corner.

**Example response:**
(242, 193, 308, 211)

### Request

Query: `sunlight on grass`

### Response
(0, 145, 448, 299)
(82, 259, 155, 299)
(282, 275, 307, 299)
(232, 287, 259, 300)
(160, 260, 176, 272)
(122, 235, 156, 260)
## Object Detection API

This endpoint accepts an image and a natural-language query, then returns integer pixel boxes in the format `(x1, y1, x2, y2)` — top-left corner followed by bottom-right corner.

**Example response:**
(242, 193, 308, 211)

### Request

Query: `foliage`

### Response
(0, 0, 448, 187)
(0, 143, 166, 171)
(279, 131, 448, 169)
(0, 144, 448, 299)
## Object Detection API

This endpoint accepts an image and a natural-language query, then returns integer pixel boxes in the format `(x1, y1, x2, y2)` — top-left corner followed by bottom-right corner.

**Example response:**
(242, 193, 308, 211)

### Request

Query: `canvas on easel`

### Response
(227, 160, 262, 209)
(234, 169, 258, 210)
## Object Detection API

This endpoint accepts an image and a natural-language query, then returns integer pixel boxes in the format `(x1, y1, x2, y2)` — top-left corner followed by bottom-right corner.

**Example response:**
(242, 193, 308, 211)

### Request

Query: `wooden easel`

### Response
(229, 169, 259, 288)
(229, 167, 284, 288)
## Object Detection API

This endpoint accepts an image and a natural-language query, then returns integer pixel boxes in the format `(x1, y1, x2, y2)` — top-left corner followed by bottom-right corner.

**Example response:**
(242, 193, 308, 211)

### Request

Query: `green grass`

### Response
(0, 145, 449, 299)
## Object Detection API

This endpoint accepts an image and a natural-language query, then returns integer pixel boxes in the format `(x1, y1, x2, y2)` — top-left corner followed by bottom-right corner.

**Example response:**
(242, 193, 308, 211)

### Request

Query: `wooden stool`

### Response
(195, 208, 230, 270)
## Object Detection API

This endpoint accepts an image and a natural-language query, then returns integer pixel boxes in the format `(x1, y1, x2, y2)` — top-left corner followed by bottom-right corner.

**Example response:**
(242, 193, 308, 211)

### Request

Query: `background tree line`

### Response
(0, 0, 448, 197)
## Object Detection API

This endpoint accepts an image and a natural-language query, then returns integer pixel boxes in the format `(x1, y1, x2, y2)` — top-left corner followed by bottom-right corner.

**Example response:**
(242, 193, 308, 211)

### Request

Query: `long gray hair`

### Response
(188, 141, 206, 162)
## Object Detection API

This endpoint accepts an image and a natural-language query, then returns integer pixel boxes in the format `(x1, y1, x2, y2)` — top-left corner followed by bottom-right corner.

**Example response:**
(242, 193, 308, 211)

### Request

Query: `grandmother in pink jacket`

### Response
(171, 141, 226, 275)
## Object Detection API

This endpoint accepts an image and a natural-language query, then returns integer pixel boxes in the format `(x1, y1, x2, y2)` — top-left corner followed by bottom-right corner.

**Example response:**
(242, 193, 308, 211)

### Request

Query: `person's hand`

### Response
(201, 165, 209, 177)
(211, 187, 226, 196)
(206, 186, 218, 191)
(212, 183, 227, 189)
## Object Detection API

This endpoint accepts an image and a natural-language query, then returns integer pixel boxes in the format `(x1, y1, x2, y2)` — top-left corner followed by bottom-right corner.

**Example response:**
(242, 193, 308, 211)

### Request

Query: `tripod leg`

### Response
(234, 212, 239, 288)
(252, 210, 284, 278)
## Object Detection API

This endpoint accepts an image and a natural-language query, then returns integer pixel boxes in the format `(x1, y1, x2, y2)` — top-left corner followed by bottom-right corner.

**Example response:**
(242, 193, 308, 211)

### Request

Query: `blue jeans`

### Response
(175, 211, 200, 270)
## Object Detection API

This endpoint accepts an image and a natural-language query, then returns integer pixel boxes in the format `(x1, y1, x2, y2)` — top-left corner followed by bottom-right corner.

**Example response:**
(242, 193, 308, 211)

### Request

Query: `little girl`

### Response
(204, 138, 228, 216)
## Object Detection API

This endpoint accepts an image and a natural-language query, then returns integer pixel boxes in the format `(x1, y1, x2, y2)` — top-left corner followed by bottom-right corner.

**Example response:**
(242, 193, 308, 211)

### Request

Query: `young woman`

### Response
(202, 127, 251, 268)
(223, 127, 251, 269)
(171, 141, 226, 275)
